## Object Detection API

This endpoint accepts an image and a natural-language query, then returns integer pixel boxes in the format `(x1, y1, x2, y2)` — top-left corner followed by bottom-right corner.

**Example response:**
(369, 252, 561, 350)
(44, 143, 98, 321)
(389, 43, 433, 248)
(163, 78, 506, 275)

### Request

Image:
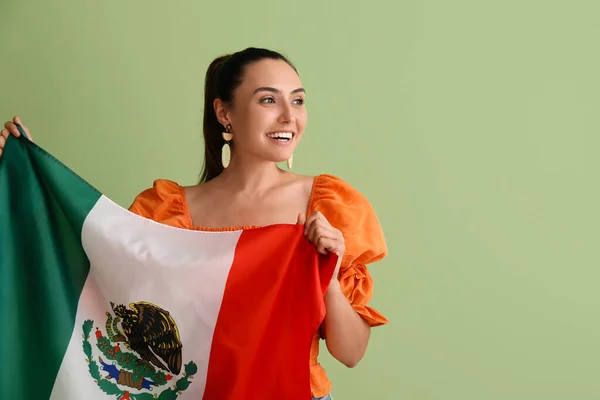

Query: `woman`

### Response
(1, 47, 388, 400)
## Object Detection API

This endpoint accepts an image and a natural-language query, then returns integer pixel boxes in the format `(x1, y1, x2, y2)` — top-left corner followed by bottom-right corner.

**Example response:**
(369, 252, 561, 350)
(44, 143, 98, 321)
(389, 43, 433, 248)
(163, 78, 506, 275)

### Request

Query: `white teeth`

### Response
(266, 132, 293, 139)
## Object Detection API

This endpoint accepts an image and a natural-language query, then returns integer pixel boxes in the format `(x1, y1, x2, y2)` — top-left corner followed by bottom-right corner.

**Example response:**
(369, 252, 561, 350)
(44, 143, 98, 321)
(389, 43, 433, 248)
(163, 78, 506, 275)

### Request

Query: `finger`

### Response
(315, 236, 331, 254)
(307, 220, 337, 243)
(308, 223, 338, 245)
(317, 235, 345, 255)
(309, 224, 345, 255)
(305, 211, 326, 227)
(12, 117, 22, 137)
(305, 217, 317, 239)
(305, 212, 328, 236)
(0, 135, 6, 149)
(296, 213, 306, 226)
(303, 211, 321, 231)
(305, 218, 319, 241)
(1, 129, 9, 140)
(309, 230, 340, 255)
(315, 236, 342, 255)
(13, 116, 30, 139)
(4, 121, 20, 137)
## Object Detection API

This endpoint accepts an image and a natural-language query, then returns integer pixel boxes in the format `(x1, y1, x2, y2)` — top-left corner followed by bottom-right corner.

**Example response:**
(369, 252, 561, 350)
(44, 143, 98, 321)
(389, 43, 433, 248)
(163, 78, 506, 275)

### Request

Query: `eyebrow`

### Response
(253, 87, 305, 95)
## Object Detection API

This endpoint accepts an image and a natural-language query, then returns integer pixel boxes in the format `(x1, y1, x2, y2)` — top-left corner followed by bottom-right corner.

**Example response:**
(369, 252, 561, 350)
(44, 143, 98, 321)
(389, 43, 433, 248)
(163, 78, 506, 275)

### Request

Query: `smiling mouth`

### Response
(266, 132, 294, 142)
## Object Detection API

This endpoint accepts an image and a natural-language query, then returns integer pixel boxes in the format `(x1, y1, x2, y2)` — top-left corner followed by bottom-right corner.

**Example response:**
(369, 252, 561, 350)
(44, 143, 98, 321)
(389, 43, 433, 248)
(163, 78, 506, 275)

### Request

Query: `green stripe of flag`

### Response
(0, 130, 101, 399)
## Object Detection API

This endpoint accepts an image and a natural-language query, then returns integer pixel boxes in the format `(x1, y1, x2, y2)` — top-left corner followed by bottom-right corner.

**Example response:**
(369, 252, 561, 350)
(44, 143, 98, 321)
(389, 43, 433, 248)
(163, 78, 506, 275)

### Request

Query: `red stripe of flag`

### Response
(202, 225, 337, 399)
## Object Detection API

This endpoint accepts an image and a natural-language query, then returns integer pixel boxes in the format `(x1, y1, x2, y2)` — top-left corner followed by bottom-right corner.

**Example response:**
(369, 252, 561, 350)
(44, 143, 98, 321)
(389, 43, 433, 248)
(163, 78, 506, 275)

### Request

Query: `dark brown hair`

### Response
(199, 47, 297, 183)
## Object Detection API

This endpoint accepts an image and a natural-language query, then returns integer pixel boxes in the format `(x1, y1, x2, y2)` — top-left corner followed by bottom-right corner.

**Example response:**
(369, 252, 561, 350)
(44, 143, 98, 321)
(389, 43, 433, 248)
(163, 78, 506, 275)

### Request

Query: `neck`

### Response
(216, 154, 286, 194)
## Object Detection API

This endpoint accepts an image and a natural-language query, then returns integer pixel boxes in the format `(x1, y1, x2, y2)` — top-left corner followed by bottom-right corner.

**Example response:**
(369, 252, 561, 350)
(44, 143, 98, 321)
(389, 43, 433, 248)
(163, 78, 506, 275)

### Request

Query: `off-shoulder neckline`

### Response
(175, 174, 328, 232)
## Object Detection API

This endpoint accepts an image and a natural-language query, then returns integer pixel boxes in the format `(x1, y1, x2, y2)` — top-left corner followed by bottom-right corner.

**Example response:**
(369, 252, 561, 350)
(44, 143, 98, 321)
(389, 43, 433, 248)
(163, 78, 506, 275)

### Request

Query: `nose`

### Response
(278, 103, 296, 124)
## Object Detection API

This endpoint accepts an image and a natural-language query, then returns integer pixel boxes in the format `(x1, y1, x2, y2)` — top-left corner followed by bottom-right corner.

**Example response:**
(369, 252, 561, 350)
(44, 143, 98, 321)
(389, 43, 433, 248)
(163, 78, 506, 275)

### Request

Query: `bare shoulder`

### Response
(282, 172, 315, 197)
(181, 177, 222, 205)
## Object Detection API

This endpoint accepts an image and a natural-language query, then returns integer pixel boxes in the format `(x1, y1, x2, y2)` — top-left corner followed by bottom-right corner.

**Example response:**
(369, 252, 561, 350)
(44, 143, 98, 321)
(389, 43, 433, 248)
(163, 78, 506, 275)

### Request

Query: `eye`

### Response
(260, 97, 275, 104)
(293, 98, 305, 105)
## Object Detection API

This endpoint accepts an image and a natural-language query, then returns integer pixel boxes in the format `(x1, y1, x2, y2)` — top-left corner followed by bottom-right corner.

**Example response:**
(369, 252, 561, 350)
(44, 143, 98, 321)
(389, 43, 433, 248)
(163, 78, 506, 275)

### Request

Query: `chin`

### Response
(265, 152, 293, 164)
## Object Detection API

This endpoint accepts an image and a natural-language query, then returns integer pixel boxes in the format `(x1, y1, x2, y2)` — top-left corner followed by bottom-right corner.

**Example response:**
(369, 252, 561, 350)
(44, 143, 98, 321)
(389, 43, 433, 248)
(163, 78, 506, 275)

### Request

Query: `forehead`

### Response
(239, 59, 302, 91)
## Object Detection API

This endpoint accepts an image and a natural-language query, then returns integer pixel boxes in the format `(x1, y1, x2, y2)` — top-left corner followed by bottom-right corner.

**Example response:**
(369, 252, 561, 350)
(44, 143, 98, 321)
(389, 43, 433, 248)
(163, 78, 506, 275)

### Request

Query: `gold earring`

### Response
(287, 154, 293, 170)
(222, 124, 233, 168)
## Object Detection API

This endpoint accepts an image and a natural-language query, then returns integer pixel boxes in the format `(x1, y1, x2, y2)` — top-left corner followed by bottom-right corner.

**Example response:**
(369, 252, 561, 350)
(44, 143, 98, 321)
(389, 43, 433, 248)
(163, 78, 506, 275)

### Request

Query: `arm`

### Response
(322, 274, 371, 368)
(299, 211, 372, 368)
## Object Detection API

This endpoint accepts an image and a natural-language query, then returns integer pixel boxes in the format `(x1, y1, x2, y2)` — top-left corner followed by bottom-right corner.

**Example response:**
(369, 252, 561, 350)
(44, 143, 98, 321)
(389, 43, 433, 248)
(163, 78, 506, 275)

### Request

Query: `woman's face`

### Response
(218, 58, 307, 164)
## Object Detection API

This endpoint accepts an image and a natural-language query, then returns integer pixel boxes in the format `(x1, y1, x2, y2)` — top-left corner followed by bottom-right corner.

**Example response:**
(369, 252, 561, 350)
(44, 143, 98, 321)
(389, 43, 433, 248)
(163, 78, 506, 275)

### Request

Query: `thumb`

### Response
(296, 213, 306, 225)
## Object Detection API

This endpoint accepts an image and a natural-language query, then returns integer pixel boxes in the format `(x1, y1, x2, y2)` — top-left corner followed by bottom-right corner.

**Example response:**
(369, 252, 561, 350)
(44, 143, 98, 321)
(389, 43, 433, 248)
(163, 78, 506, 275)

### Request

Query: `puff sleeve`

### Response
(309, 174, 389, 327)
(127, 179, 193, 229)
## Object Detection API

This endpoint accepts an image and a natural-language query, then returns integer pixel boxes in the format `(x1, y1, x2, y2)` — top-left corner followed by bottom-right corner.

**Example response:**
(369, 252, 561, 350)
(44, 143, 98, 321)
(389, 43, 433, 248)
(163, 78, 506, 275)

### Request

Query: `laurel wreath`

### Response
(82, 319, 198, 399)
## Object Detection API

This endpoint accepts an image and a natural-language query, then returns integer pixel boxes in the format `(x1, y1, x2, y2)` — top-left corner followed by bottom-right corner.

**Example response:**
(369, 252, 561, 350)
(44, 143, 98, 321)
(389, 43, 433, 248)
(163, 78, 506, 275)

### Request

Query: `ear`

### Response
(213, 98, 231, 129)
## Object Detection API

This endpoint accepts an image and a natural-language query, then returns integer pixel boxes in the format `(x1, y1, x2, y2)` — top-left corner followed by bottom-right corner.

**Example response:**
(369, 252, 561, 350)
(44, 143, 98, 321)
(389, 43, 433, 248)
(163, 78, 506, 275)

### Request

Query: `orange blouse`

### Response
(127, 174, 388, 397)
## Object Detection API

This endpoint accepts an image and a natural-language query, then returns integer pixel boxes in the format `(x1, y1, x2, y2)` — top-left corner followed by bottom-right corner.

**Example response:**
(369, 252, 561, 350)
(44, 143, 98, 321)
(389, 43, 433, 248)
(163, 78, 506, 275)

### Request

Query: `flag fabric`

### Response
(0, 131, 337, 400)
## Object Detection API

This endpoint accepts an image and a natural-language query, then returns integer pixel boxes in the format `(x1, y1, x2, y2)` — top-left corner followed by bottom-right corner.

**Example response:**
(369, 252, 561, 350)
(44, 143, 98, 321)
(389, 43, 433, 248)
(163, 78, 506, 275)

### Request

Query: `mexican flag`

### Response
(0, 129, 337, 400)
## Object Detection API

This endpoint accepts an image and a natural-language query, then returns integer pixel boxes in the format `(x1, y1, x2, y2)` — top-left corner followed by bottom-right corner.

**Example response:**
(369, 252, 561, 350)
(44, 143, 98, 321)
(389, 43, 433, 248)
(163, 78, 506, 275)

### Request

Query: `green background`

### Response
(1, 1, 598, 398)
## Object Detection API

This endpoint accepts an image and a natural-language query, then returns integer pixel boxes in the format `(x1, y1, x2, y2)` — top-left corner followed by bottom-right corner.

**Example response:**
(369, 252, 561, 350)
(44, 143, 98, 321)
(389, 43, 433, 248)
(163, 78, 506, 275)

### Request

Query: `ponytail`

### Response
(198, 47, 297, 183)
(200, 55, 230, 183)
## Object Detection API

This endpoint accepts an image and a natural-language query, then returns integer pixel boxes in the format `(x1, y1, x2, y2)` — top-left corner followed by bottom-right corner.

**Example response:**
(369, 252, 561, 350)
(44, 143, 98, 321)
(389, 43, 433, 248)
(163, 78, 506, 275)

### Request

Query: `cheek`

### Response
(247, 106, 278, 129)
(232, 106, 267, 135)
(234, 107, 277, 146)
(296, 109, 308, 131)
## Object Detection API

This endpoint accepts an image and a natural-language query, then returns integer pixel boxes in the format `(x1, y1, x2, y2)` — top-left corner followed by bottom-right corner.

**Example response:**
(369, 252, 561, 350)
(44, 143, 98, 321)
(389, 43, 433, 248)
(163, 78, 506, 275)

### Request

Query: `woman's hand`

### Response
(297, 211, 345, 281)
(0, 116, 32, 158)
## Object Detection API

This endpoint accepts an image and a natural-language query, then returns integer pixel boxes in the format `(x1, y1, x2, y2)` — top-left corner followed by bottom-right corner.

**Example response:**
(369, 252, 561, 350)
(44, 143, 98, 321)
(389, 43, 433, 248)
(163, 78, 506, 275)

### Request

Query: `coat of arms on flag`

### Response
(81, 301, 196, 400)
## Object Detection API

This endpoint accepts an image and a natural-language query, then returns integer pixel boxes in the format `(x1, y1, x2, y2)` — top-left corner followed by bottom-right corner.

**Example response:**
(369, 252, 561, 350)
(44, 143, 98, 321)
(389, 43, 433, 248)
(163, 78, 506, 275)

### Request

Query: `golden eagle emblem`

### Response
(111, 301, 183, 375)
(81, 301, 196, 399)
